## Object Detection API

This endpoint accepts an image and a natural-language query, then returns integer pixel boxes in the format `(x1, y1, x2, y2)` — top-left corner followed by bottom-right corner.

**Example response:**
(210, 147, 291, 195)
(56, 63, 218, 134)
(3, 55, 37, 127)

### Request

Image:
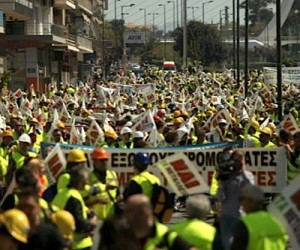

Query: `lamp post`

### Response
(167, 1, 176, 30)
(220, 9, 224, 39)
(244, 0, 249, 99)
(114, 0, 120, 20)
(121, 4, 135, 73)
(121, 4, 134, 20)
(202, 0, 213, 66)
(158, 3, 167, 60)
(276, 0, 282, 121)
(188, 6, 199, 20)
(176, 0, 179, 27)
(139, 8, 147, 32)
(232, 0, 236, 78)
(202, 0, 213, 23)
(148, 12, 159, 37)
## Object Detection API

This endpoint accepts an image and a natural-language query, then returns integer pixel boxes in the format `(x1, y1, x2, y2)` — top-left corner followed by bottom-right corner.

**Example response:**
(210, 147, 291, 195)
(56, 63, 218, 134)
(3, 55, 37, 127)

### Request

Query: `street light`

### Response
(148, 13, 159, 37)
(202, 0, 213, 66)
(121, 4, 135, 20)
(202, 0, 213, 23)
(167, 1, 176, 30)
(158, 3, 167, 59)
(114, 0, 120, 20)
(139, 8, 147, 32)
(187, 6, 199, 20)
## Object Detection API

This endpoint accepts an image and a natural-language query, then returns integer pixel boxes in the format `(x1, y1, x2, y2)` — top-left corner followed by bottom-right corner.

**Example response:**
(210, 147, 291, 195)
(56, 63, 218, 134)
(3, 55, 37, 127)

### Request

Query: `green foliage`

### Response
(173, 20, 226, 66)
(240, 0, 276, 27)
(0, 71, 11, 89)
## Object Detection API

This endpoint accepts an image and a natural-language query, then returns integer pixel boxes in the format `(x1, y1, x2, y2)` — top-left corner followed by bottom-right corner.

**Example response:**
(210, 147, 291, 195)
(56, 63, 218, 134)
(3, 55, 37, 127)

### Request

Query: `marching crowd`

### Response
(0, 67, 298, 249)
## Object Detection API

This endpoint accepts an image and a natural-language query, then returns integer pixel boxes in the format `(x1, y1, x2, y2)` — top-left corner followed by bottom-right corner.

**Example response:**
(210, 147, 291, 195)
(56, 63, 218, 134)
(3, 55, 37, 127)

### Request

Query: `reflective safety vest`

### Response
(241, 211, 288, 250)
(89, 170, 118, 220)
(52, 188, 93, 250)
(12, 151, 37, 169)
(145, 221, 177, 250)
(170, 219, 216, 250)
(117, 140, 134, 149)
(257, 141, 276, 148)
(287, 156, 300, 183)
(131, 171, 161, 198)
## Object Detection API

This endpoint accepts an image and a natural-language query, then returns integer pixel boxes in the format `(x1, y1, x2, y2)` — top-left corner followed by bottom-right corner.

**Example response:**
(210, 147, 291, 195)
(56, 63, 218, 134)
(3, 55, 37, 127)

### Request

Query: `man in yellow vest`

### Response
(117, 127, 133, 148)
(6, 133, 37, 185)
(170, 195, 216, 250)
(123, 152, 160, 200)
(86, 147, 121, 220)
(124, 194, 193, 250)
(0, 129, 14, 185)
(287, 131, 300, 183)
(257, 127, 276, 148)
(52, 167, 97, 250)
(231, 183, 288, 250)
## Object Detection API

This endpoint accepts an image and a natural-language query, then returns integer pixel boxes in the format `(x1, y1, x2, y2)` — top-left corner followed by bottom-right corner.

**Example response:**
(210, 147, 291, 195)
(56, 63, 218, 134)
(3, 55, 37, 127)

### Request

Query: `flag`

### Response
(88, 119, 104, 145)
(131, 109, 157, 133)
(146, 129, 166, 147)
(277, 113, 300, 135)
(59, 103, 72, 123)
(69, 122, 82, 145)
(13, 89, 23, 99)
(44, 143, 66, 185)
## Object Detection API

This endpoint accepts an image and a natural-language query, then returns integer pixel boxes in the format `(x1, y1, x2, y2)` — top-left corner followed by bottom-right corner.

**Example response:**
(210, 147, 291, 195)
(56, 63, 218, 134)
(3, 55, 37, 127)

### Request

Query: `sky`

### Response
(104, 0, 246, 32)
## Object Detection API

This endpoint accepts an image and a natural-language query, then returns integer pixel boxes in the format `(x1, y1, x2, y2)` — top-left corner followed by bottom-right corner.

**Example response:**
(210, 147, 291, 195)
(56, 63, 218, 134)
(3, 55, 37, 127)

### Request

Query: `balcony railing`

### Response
(77, 35, 92, 51)
(66, 33, 76, 47)
(54, 0, 76, 9)
(76, 0, 92, 14)
(0, 0, 33, 20)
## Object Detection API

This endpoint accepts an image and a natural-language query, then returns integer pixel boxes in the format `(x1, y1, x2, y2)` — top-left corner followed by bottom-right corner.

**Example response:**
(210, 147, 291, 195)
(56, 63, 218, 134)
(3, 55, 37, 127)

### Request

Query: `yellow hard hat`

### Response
(104, 130, 118, 140)
(0, 209, 30, 243)
(66, 148, 87, 163)
(56, 121, 65, 129)
(174, 117, 184, 124)
(260, 127, 273, 136)
(51, 210, 75, 240)
(173, 110, 181, 118)
(251, 120, 260, 131)
(2, 129, 13, 137)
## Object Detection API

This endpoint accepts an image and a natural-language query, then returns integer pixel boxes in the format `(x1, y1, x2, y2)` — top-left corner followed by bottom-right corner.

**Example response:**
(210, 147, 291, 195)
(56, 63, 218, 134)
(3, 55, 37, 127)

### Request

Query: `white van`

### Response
(163, 61, 176, 73)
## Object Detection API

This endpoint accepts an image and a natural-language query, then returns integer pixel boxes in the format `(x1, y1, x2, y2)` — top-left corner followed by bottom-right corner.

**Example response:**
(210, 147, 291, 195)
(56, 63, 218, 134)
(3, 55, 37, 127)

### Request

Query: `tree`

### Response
(173, 20, 226, 66)
(240, 0, 275, 27)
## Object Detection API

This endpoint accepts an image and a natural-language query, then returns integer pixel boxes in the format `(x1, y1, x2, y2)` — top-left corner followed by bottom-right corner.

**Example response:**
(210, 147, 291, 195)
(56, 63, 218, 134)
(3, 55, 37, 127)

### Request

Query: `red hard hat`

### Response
(91, 148, 109, 160)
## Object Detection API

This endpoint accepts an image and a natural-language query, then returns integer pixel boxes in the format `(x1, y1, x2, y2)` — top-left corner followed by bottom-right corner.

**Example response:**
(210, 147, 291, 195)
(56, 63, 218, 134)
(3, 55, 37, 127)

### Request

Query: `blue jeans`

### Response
(219, 215, 238, 250)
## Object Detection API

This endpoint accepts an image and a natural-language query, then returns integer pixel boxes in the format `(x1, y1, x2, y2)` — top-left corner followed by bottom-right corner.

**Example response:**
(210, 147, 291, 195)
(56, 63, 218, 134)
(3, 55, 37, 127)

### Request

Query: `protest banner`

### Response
(155, 153, 209, 196)
(43, 143, 66, 184)
(264, 67, 300, 84)
(41, 141, 286, 193)
(268, 174, 300, 250)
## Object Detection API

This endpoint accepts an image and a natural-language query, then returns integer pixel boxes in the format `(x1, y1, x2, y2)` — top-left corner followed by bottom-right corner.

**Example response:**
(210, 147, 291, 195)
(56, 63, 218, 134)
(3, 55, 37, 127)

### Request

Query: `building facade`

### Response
(0, 0, 103, 92)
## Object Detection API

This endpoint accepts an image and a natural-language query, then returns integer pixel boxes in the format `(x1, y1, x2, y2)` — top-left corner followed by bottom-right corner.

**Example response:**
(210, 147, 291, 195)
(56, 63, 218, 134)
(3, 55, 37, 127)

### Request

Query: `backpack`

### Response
(151, 183, 173, 223)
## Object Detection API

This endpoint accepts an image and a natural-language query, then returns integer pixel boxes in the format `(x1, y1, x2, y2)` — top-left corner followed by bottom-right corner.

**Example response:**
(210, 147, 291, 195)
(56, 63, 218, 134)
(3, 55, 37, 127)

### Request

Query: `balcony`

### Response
(76, 0, 92, 15)
(77, 35, 93, 53)
(0, 0, 33, 20)
(54, 0, 76, 9)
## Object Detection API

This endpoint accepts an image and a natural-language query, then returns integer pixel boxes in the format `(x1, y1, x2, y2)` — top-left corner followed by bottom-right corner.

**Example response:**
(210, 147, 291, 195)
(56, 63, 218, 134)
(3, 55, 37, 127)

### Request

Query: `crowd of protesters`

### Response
(0, 66, 297, 249)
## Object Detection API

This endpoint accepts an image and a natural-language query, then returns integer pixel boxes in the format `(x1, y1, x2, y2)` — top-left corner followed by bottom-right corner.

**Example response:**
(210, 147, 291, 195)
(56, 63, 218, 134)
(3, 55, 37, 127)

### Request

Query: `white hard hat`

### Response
(218, 119, 227, 125)
(124, 121, 133, 128)
(120, 126, 132, 135)
(18, 133, 32, 144)
(133, 131, 144, 138)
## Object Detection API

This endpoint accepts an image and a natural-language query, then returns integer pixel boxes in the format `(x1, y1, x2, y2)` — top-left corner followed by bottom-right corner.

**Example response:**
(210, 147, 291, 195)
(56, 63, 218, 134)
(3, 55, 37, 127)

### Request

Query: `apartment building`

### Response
(0, 0, 102, 92)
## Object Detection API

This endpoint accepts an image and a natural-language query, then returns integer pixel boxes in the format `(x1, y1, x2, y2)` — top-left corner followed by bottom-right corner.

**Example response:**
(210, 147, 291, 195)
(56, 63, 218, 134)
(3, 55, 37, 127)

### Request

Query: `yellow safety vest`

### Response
(131, 171, 160, 198)
(170, 219, 215, 250)
(287, 159, 300, 183)
(145, 221, 177, 250)
(89, 170, 118, 220)
(241, 211, 288, 250)
(117, 140, 134, 149)
(12, 151, 37, 169)
(52, 188, 93, 250)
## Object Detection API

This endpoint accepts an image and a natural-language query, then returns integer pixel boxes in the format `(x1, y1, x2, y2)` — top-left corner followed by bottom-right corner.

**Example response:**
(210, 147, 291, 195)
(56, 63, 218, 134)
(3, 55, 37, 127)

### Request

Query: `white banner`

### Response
(41, 143, 287, 193)
(155, 153, 209, 196)
(124, 32, 145, 44)
(268, 174, 300, 250)
(264, 67, 300, 84)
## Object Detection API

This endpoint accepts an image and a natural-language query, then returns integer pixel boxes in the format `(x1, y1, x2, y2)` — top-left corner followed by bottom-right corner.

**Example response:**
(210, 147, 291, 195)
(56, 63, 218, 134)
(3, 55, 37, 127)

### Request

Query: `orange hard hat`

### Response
(91, 147, 109, 160)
